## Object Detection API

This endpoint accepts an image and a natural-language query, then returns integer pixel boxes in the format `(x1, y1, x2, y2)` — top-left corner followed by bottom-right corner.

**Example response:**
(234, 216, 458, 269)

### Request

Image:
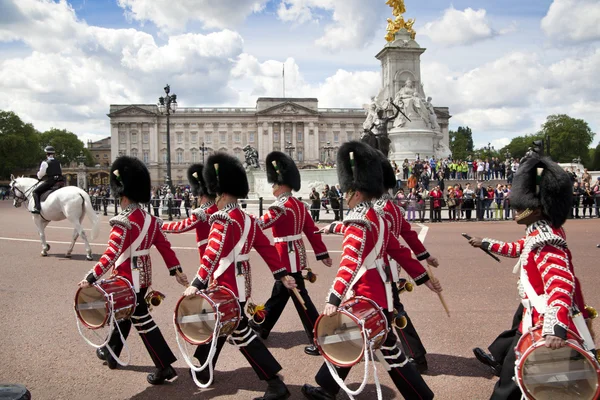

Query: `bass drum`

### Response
(174, 286, 241, 345)
(515, 326, 600, 400)
(314, 296, 388, 368)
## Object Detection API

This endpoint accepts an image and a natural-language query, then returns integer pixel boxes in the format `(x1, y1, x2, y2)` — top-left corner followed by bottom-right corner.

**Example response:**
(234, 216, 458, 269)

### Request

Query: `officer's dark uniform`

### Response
(32, 146, 63, 213)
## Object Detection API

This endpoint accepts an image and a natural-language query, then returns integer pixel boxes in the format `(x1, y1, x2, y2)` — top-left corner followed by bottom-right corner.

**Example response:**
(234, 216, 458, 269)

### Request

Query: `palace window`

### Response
(176, 150, 183, 164)
(319, 131, 326, 143)
(161, 150, 167, 163)
(249, 132, 255, 143)
(297, 130, 303, 142)
(220, 132, 226, 143)
(297, 149, 304, 162)
(273, 132, 280, 143)
(120, 133, 126, 143)
(161, 134, 167, 144)
(143, 150, 149, 164)
(191, 132, 197, 143)
(333, 131, 340, 143)
(177, 132, 183, 144)
(234, 132, 241, 143)
(131, 148, 138, 158)
(143, 133, 149, 143)
(191, 149, 198, 163)
(131, 132, 137, 143)
(347, 131, 354, 141)
(205, 132, 212, 144)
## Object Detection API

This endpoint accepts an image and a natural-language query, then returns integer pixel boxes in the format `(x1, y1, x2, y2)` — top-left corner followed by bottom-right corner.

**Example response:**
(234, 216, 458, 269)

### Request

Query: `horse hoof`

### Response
(86, 254, 93, 261)
(44, 244, 51, 252)
(41, 252, 48, 257)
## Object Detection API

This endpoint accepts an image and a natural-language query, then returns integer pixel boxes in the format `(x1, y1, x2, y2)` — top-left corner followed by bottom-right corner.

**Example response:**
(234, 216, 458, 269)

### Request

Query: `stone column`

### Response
(110, 123, 119, 162)
(291, 121, 297, 161)
(150, 119, 159, 163)
(313, 123, 319, 163)
(268, 122, 274, 154)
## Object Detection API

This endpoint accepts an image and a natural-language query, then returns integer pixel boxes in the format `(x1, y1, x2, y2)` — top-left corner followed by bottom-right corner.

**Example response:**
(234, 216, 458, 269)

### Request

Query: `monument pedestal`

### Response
(389, 127, 441, 162)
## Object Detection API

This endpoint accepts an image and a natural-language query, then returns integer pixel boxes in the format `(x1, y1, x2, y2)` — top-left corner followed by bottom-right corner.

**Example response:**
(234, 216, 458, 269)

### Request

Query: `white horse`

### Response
(9, 175, 100, 260)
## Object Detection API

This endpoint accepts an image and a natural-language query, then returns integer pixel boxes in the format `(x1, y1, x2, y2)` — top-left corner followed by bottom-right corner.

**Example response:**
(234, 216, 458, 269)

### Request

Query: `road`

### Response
(0, 199, 598, 399)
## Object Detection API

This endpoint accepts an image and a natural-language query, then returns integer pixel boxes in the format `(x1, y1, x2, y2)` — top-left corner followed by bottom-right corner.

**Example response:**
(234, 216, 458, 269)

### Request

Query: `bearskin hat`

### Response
(337, 141, 384, 198)
(266, 151, 301, 192)
(203, 152, 249, 198)
(187, 163, 213, 198)
(378, 152, 396, 190)
(110, 156, 151, 203)
(510, 147, 572, 228)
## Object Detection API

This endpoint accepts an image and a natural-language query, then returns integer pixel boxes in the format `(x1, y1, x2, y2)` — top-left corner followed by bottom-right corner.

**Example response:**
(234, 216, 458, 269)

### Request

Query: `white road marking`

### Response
(0, 236, 342, 253)
(416, 223, 429, 245)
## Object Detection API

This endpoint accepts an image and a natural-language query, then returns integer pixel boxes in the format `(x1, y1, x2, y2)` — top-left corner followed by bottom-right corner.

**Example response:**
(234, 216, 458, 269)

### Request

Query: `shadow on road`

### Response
(425, 353, 496, 378)
(46, 253, 95, 261)
(262, 330, 310, 350)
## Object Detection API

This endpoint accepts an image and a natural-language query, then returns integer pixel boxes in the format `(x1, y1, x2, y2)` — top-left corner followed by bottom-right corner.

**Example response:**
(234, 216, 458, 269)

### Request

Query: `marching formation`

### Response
(70, 140, 599, 400)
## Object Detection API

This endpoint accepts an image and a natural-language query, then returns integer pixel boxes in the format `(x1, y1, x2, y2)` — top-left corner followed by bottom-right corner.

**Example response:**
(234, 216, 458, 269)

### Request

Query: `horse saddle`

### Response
(40, 180, 65, 202)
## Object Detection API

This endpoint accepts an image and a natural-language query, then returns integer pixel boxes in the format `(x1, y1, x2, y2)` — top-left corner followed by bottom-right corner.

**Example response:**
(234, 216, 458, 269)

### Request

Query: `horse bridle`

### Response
(11, 182, 39, 207)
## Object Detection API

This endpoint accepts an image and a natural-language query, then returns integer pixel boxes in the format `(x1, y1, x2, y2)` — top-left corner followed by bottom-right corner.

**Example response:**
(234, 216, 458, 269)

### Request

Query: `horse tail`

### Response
(81, 192, 100, 240)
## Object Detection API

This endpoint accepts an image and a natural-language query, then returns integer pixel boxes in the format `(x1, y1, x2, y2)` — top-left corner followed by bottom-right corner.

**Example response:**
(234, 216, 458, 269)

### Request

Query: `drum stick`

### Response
(292, 288, 307, 310)
(426, 266, 450, 317)
(461, 233, 501, 262)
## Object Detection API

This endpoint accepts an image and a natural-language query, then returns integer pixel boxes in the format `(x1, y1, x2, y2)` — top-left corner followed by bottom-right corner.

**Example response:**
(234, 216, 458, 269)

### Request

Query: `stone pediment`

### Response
(108, 105, 157, 117)
(256, 101, 318, 116)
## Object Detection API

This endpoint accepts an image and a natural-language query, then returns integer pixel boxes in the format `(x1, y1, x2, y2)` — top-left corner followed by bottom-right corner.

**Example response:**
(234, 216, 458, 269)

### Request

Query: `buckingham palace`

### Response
(108, 97, 450, 186)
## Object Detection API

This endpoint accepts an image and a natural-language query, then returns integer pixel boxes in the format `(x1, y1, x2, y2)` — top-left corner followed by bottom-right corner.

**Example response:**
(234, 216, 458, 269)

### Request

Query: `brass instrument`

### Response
(392, 308, 408, 330)
(397, 278, 413, 294)
(304, 268, 317, 283)
(247, 300, 267, 324)
(145, 289, 166, 312)
(585, 305, 598, 319)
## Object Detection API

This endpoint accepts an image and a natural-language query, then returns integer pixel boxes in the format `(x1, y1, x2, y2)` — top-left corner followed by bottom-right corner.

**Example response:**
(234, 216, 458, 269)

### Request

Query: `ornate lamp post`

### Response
(504, 150, 511, 160)
(157, 84, 178, 192)
(200, 141, 208, 164)
(285, 141, 295, 159)
(76, 151, 87, 190)
(323, 141, 334, 164)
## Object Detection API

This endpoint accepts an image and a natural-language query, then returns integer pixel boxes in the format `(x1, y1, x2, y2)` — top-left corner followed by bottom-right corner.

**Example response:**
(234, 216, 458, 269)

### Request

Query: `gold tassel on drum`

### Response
(145, 288, 166, 312)
(246, 299, 267, 324)
(303, 268, 317, 283)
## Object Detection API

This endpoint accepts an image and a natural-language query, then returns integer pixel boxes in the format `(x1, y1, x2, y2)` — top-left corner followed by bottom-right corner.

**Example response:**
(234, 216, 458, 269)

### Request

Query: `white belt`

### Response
(132, 249, 149, 256)
(237, 254, 250, 262)
(273, 234, 302, 243)
(197, 239, 207, 248)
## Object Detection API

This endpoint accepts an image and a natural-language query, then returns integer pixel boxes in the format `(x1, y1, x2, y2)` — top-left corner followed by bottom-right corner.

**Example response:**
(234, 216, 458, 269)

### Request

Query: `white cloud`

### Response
(541, 0, 600, 42)
(420, 7, 498, 46)
(117, 0, 269, 32)
(276, 0, 385, 51)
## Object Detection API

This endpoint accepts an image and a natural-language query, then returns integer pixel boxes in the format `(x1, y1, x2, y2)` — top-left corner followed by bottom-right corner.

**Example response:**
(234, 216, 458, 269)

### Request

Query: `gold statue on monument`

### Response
(385, 0, 416, 42)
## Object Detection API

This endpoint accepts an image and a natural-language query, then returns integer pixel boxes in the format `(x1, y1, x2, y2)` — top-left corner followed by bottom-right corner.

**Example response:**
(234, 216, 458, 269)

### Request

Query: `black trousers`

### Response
(488, 304, 523, 365)
(315, 314, 434, 399)
(32, 178, 57, 210)
(490, 333, 522, 400)
(194, 302, 282, 380)
(108, 288, 177, 369)
(311, 208, 319, 222)
(392, 284, 427, 363)
(261, 272, 319, 344)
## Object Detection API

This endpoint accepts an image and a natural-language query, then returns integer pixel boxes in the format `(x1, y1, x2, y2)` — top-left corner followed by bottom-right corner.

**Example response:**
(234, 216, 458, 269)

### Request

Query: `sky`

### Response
(0, 0, 599, 149)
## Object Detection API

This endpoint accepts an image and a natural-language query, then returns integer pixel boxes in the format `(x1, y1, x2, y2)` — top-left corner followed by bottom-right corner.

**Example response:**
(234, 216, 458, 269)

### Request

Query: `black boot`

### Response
(253, 376, 290, 400)
(147, 365, 177, 385)
(248, 319, 270, 340)
(32, 194, 41, 214)
(96, 347, 106, 361)
(411, 357, 428, 374)
(301, 384, 336, 400)
(472, 347, 501, 376)
(304, 345, 320, 356)
(101, 347, 117, 370)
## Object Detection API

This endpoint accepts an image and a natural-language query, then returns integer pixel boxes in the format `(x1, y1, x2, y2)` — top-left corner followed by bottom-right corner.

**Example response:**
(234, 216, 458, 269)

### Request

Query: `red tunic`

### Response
(162, 202, 218, 260)
(374, 197, 430, 283)
(482, 220, 589, 338)
(85, 204, 182, 289)
(258, 193, 329, 273)
(326, 202, 429, 310)
(191, 203, 286, 300)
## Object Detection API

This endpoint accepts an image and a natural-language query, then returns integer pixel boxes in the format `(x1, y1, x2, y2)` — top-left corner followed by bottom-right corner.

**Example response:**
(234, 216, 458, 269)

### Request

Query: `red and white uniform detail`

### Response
(258, 193, 329, 273)
(326, 202, 430, 310)
(191, 203, 286, 300)
(374, 196, 430, 281)
(162, 201, 218, 259)
(482, 220, 589, 339)
(85, 204, 182, 288)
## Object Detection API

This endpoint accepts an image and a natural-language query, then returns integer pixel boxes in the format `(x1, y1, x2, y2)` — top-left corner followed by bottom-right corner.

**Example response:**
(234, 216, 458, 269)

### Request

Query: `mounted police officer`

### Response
(32, 146, 63, 214)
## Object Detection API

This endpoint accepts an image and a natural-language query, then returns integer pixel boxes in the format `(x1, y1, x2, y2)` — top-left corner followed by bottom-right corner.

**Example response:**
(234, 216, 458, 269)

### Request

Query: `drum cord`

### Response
(323, 320, 383, 400)
(74, 293, 131, 367)
(174, 303, 221, 388)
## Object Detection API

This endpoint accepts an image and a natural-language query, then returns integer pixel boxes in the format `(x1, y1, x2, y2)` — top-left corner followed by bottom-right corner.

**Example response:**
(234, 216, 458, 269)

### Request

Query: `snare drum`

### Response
(74, 276, 136, 330)
(174, 286, 241, 345)
(515, 326, 600, 400)
(314, 296, 388, 368)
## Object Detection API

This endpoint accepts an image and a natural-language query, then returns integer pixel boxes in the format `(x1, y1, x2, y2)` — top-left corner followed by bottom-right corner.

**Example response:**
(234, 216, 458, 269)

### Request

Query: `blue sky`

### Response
(0, 0, 598, 149)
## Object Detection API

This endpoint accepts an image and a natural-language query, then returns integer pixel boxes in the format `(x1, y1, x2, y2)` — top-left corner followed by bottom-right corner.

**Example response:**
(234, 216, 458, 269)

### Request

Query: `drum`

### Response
(74, 276, 136, 330)
(174, 286, 241, 345)
(515, 326, 600, 400)
(314, 296, 388, 368)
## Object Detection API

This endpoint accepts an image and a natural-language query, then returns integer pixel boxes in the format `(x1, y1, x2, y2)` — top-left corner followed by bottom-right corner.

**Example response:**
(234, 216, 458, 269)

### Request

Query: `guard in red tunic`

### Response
(468, 144, 595, 400)
(249, 151, 332, 356)
(374, 153, 440, 373)
(162, 163, 218, 261)
(182, 152, 295, 400)
(77, 156, 189, 385)
(302, 141, 436, 400)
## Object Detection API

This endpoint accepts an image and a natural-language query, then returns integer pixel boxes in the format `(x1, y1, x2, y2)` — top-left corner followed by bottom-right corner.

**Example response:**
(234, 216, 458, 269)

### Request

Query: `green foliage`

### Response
(500, 133, 543, 160)
(83, 148, 95, 167)
(0, 110, 43, 179)
(591, 143, 600, 171)
(39, 128, 86, 166)
(449, 126, 474, 160)
(540, 114, 595, 164)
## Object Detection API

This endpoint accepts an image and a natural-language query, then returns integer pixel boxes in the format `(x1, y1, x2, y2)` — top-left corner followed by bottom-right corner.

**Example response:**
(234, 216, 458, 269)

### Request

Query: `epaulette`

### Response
(209, 209, 233, 225)
(109, 213, 131, 229)
(527, 224, 567, 251)
(373, 198, 387, 211)
(343, 203, 373, 229)
(191, 207, 208, 222)
(269, 196, 288, 213)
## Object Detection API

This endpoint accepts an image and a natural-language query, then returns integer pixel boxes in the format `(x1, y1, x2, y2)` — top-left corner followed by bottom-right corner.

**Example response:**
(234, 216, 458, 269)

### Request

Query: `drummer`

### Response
(468, 142, 595, 400)
(182, 152, 296, 400)
(77, 156, 189, 384)
(301, 141, 437, 400)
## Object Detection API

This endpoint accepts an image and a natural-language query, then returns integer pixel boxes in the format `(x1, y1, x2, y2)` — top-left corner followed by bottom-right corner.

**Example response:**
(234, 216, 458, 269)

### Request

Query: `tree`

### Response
(500, 133, 543, 160)
(0, 110, 43, 179)
(39, 128, 86, 166)
(591, 143, 600, 171)
(449, 126, 474, 160)
(539, 114, 595, 164)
